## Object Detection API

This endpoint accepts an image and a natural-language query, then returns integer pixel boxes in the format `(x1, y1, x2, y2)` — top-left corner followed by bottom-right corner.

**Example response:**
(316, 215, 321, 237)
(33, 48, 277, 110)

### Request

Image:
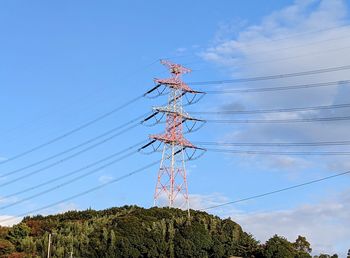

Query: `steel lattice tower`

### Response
(142, 60, 204, 212)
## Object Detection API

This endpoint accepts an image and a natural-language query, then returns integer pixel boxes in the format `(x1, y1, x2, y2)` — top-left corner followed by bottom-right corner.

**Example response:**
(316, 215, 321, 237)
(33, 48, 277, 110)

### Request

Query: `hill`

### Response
(0, 205, 323, 257)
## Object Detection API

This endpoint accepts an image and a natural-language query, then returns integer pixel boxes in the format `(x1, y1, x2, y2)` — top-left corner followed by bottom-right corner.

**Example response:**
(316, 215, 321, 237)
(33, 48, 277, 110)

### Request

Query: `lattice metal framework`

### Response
(141, 60, 204, 212)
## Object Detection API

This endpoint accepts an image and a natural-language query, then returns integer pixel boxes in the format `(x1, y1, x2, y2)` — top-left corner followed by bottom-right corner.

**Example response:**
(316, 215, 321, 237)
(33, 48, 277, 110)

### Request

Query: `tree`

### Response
(347, 249, 350, 258)
(234, 232, 263, 257)
(264, 235, 295, 258)
(317, 255, 331, 258)
(6, 253, 27, 258)
(293, 235, 312, 258)
(294, 235, 312, 253)
(0, 239, 15, 255)
(317, 254, 338, 258)
(6, 223, 31, 250)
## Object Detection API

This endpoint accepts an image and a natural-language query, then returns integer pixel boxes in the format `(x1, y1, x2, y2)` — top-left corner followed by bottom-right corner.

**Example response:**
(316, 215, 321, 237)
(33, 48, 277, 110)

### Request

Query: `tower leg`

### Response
(154, 144, 190, 214)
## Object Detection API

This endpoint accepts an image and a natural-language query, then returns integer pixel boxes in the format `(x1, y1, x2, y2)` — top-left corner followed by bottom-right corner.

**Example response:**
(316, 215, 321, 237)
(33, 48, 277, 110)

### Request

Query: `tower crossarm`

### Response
(154, 78, 199, 93)
(149, 134, 197, 149)
(153, 106, 203, 122)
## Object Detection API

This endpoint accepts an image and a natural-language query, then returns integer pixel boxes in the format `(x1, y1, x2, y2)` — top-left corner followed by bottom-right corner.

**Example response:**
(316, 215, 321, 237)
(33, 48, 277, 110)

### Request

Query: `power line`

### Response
(195, 140, 350, 147)
(212, 44, 350, 69)
(206, 148, 350, 156)
(202, 169, 350, 211)
(0, 149, 140, 211)
(226, 23, 350, 50)
(1, 140, 146, 201)
(231, 33, 350, 57)
(165, 24, 350, 65)
(1, 58, 161, 136)
(0, 160, 159, 224)
(191, 103, 350, 115)
(188, 65, 350, 85)
(0, 94, 144, 166)
(204, 80, 349, 94)
(0, 122, 141, 188)
(187, 31, 350, 71)
(0, 112, 148, 178)
(205, 115, 350, 123)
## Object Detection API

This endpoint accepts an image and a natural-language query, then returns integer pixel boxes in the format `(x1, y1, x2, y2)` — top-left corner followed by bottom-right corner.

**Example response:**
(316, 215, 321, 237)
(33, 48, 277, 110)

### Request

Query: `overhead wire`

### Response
(195, 140, 350, 147)
(4, 40, 350, 219)
(1, 141, 147, 201)
(1, 58, 162, 137)
(0, 112, 149, 178)
(205, 44, 350, 69)
(0, 94, 145, 166)
(201, 169, 350, 211)
(188, 64, 350, 85)
(187, 44, 350, 71)
(230, 32, 350, 56)
(203, 80, 350, 94)
(0, 146, 143, 211)
(190, 102, 350, 115)
(221, 23, 350, 50)
(0, 160, 160, 224)
(165, 24, 350, 67)
(205, 116, 350, 123)
(0, 122, 143, 188)
(205, 148, 350, 156)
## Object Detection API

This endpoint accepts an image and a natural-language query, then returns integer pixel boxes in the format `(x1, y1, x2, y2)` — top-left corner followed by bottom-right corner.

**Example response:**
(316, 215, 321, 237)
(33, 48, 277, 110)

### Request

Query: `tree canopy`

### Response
(0, 205, 334, 258)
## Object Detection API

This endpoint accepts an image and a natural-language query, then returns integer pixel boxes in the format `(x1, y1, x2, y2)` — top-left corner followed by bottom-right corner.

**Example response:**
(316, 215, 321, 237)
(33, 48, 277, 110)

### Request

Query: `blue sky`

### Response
(1, 0, 350, 255)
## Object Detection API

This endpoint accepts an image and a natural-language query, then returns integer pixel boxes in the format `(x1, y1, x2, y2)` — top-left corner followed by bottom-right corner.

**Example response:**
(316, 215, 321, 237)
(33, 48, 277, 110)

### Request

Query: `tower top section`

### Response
(154, 60, 201, 93)
(160, 59, 191, 76)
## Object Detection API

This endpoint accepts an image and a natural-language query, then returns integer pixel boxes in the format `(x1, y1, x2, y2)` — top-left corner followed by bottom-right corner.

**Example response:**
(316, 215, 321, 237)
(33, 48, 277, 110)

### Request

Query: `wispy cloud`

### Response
(232, 191, 350, 256)
(196, 1, 350, 255)
(98, 175, 114, 184)
(0, 215, 22, 226)
(0, 195, 20, 205)
(37, 202, 79, 217)
(201, 0, 350, 174)
(190, 191, 350, 257)
(189, 192, 231, 211)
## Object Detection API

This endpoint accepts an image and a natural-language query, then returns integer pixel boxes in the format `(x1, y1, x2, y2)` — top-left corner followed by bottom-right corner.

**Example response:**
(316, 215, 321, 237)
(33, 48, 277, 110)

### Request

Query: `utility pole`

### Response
(140, 60, 205, 215)
(69, 235, 74, 258)
(47, 233, 52, 258)
(69, 242, 73, 258)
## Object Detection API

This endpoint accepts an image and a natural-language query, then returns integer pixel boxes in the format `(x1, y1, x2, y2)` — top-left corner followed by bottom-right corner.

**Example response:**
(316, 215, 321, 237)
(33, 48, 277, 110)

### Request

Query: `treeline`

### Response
(0, 206, 340, 257)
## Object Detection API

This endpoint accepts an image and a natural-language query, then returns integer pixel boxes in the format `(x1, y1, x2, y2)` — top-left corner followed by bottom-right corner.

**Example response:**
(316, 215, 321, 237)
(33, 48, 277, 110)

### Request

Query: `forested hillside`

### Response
(0, 206, 335, 257)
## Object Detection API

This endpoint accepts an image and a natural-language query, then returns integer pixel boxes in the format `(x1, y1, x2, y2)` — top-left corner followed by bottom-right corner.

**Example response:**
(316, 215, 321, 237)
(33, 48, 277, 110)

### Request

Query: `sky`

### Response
(0, 0, 350, 256)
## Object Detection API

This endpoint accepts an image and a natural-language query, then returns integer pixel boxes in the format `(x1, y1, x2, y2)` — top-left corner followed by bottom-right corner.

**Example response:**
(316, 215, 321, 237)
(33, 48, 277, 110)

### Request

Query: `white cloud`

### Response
(190, 191, 350, 257)
(201, 0, 350, 174)
(55, 202, 79, 213)
(0, 202, 79, 227)
(98, 175, 114, 184)
(189, 192, 231, 211)
(0, 215, 22, 226)
(195, 3, 350, 254)
(153, 192, 230, 212)
(0, 195, 20, 205)
(232, 191, 350, 256)
(176, 47, 187, 53)
(36, 202, 80, 218)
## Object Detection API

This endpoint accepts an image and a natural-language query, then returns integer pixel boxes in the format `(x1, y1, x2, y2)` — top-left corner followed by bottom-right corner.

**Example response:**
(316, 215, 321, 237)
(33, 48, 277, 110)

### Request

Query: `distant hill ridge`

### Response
(0, 205, 330, 257)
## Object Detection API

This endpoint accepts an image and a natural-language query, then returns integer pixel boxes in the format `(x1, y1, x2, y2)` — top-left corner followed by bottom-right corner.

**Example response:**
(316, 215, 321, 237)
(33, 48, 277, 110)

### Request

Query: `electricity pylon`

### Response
(140, 60, 205, 214)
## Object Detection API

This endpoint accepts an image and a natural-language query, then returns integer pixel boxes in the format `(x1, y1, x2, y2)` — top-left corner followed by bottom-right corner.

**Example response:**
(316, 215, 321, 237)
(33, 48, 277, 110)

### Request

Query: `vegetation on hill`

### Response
(0, 206, 338, 257)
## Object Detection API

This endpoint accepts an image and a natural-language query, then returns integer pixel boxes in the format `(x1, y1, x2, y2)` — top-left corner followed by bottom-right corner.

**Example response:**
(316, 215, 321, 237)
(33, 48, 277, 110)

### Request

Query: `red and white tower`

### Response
(141, 60, 205, 213)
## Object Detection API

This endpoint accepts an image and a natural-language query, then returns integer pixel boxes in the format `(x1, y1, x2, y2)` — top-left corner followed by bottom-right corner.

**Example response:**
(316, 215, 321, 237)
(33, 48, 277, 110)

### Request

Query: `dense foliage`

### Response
(0, 206, 332, 257)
